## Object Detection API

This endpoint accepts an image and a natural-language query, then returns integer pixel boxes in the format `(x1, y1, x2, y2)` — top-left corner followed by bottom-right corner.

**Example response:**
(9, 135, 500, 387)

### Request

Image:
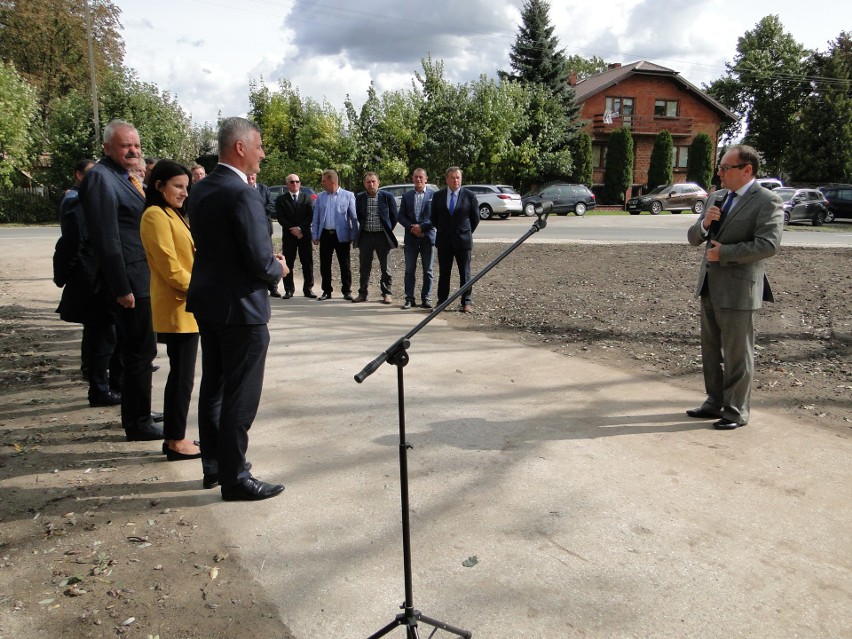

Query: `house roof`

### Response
(573, 60, 737, 122)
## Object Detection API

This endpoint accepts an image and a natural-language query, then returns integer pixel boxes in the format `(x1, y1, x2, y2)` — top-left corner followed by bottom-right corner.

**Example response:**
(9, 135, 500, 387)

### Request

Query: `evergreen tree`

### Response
(603, 127, 633, 205)
(687, 133, 714, 190)
(568, 131, 593, 187)
(647, 130, 674, 188)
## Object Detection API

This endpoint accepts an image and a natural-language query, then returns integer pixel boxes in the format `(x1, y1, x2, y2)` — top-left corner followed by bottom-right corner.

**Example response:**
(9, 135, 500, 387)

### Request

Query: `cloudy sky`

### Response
(114, 0, 847, 127)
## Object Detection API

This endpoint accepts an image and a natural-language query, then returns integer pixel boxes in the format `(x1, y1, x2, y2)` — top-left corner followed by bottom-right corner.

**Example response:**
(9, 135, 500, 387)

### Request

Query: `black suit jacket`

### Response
(275, 189, 314, 239)
(355, 189, 399, 248)
(78, 156, 149, 299)
(186, 165, 282, 325)
(432, 187, 479, 250)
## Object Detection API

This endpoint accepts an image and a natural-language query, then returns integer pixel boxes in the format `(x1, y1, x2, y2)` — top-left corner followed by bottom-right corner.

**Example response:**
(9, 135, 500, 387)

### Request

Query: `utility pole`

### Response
(83, 0, 101, 145)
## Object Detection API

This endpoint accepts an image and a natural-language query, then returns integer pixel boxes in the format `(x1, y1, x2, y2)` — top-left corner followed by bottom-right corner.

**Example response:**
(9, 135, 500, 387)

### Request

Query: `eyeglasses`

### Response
(718, 163, 747, 173)
(288, 179, 300, 183)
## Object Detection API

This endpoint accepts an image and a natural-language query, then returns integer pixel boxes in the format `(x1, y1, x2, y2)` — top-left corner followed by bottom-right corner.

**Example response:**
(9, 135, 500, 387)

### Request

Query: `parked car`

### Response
(756, 178, 784, 190)
(269, 185, 317, 201)
(464, 184, 522, 219)
(379, 183, 439, 208)
(774, 187, 830, 226)
(521, 183, 596, 217)
(819, 184, 852, 223)
(626, 183, 708, 215)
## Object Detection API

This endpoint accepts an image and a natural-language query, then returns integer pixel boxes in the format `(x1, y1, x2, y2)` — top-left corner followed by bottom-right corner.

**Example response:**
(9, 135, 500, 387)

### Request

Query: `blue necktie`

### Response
(720, 192, 736, 223)
(449, 191, 456, 215)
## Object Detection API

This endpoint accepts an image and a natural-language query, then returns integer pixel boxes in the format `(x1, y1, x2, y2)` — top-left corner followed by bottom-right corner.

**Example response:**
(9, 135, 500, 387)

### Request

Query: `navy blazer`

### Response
(276, 189, 314, 237)
(398, 188, 436, 243)
(355, 189, 399, 247)
(431, 187, 479, 250)
(79, 156, 149, 299)
(186, 165, 282, 325)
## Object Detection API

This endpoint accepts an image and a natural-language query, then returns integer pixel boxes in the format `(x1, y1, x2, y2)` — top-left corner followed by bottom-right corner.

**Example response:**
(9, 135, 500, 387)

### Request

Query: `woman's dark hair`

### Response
(144, 160, 192, 212)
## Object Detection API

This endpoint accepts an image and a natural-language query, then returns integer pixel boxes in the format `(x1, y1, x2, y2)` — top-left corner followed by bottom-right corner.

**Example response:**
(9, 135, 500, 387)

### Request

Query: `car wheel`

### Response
(498, 212, 510, 219)
(692, 200, 705, 214)
(574, 203, 587, 216)
(650, 201, 663, 215)
(478, 204, 492, 220)
(825, 210, 835, 223)
(523, 202, 536, 217)
(812, 210, 826, 226)
(783, 211, 790, 224)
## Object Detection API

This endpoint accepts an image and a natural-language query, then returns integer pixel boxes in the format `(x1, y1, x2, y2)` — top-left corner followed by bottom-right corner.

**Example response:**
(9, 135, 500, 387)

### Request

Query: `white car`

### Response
(465, 184, 523, 219)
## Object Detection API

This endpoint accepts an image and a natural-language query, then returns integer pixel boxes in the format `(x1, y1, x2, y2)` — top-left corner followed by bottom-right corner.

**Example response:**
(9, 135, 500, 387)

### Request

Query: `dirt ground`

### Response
(0, 237, 850, 638)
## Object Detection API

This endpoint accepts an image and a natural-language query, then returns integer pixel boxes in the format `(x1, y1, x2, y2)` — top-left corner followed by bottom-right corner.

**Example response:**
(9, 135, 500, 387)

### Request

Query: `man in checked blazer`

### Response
(687, 144, 783, 430)
(431, 166, 479, 313)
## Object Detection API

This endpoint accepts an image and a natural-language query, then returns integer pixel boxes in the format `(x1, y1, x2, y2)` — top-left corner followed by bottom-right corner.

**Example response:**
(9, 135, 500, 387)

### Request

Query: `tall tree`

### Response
(0, 0, 124, 123)
(647, 130, 674, 188)
(786, 32, 852, 183)
(705, 15, 809, 176)
(0, 62, 38, 187)
(687, 133, 715, 190)
(603, 127, 633, 205)
(568, 131, 593, 188)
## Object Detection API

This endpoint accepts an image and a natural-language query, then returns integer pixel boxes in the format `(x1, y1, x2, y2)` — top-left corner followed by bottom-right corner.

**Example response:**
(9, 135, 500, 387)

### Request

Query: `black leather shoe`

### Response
(421, 301, 433, 309)
(89, 391, 122, 407)
(221, 477, 285, 501)
(402, 301, 412, 309)
(352, 295, 367, 303)
(269, 289, 282, 298)
(304, 290, 317, 298)
(166, 448, 202, 461)
(283, 291, 294, 299)
(318, 292, 332, 300)
(686, 407, 721, 419)
(343, 293, 354, 301)
(151, 411, 164, 423)
(126, 422, 164, 441)
(203, 473, 219, 489)
(713, 419, 745, 430)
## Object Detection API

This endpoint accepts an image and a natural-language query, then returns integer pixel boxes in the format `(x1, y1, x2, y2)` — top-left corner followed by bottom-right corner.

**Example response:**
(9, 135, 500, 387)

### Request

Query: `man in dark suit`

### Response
(687, 144, 783, 430)
(275, 173, 316, 298)
(186, 117, 288, 501)
(398, 168, 436, 310)
(431, 166, 479, 313)
(249, 173, 282, 298)
(353, 172, 399, 304)
(79, 119, 162, 441)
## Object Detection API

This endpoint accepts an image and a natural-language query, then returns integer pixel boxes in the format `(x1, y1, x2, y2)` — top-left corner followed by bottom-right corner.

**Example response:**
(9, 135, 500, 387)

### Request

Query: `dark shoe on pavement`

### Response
(318, 292, 332, 300)
(221, 477, 285, 501)
(713, 419, 745, 430)
(269, 288, 282, 298)
(402, 301, 412, 310)
(352, 295, 368, 303)
(686, 407, 722, 419)
(151, 411, 164, 423)
(126, 422, 164, 441)
(203, 473, 219, 489)
(89, 391, 122, 407)
(343, 293, 354, 301)
(304, 290, 317, 298)
(283, 291, 294, 299)
(166, 448, 202, 461)
(421, 301, 433, 309)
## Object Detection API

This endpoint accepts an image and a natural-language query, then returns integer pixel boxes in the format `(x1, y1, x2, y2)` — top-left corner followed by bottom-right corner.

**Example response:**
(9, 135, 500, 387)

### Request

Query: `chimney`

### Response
(608, 62, 622, 70)
(568, 72, 577, 86)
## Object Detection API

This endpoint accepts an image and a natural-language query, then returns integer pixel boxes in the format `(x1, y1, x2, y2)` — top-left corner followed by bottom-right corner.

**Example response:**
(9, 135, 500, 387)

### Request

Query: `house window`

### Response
(592, 144, 607, 169)
(604, 97, 635, 127)
(655, 100, 678, 117)
(672, 146, 689, 169)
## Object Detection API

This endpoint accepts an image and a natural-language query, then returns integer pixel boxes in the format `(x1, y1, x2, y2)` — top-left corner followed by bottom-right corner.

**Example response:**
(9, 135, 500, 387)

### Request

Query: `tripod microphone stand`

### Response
(355, 203, 552, 639)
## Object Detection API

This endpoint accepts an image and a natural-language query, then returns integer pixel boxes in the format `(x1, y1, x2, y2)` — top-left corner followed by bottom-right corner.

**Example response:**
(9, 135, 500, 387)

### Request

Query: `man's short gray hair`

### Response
(103, 119, 136, 144)
(218, 117, 261, 151)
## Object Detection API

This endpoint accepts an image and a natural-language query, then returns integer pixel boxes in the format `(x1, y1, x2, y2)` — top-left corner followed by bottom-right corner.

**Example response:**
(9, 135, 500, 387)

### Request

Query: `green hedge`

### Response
(0, 189, 62, 224)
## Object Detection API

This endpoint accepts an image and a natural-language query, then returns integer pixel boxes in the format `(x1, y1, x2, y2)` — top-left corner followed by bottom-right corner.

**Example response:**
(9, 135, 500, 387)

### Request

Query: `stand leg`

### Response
(365, 347, 471, 638)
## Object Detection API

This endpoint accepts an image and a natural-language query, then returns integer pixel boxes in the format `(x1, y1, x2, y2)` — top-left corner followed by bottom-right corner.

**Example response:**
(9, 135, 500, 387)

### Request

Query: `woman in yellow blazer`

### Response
(140, 160, 201, 461)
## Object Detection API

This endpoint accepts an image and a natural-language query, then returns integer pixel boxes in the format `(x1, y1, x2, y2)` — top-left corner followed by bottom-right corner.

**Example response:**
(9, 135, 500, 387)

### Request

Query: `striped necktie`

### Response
(129, 173, 145, 197)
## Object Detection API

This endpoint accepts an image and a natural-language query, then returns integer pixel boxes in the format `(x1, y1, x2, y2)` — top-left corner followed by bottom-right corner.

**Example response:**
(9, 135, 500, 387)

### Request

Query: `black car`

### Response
(521, 183, 596, 216)
(774, 188, 830, 226)
(819, 185, 852, 223)
(626, 183, 708, 215)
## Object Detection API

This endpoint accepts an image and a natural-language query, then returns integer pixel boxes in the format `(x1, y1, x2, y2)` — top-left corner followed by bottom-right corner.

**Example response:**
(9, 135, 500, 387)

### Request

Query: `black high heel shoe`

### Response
(165, 447, 202, 461)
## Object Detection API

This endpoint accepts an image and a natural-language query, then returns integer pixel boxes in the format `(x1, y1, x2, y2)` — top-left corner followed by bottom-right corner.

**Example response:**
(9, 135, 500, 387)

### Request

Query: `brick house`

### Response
(572, 61, 737, 194)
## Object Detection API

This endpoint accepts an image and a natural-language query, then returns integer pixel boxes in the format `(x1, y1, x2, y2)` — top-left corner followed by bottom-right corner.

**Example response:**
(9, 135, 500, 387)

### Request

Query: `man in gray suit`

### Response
(687, 144, 784, 429)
